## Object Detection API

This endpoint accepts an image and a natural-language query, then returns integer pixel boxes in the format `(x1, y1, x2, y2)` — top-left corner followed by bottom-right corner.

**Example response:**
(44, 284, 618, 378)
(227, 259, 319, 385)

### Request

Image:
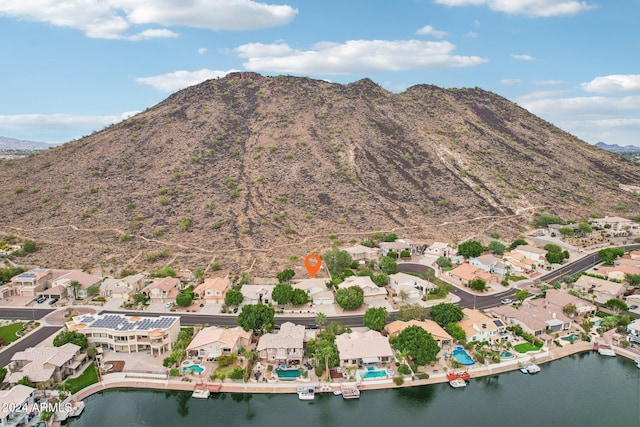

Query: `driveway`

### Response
(102, 298, 126, 310)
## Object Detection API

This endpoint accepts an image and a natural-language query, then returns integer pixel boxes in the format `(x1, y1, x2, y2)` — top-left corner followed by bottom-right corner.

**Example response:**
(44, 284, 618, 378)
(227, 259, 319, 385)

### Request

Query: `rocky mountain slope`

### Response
(2, 72, 640, 275)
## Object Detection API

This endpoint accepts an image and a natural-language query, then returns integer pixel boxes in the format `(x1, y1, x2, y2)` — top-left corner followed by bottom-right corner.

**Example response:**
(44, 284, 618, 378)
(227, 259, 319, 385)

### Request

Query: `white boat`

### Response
(192, 388, 211, 399)
(526, 364, 540, 374)
(449, 379, 467, 388)
(297, 385, 315, 401)
(69, 401, 85, 417)
(635, 357, 640, 368)
(519, 367, 529, 374)
(341, 387, 360, 399)
(598, 348, 616, 357)
(333, 390, 342, 396)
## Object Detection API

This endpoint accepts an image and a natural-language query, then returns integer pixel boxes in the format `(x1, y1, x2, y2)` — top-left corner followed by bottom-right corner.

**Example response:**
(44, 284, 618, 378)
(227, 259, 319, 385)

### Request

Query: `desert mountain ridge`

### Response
(1, 72, 640, 276)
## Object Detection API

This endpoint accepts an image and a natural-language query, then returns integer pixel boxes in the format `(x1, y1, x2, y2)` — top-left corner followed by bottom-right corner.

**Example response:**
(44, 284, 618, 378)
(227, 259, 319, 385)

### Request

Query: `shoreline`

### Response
(73, 342, 637, 402)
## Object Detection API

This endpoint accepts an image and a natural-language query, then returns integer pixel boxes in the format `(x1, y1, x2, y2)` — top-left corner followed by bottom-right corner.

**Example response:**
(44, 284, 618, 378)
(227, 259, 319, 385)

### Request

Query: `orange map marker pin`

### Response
(304, 254, 322, 277)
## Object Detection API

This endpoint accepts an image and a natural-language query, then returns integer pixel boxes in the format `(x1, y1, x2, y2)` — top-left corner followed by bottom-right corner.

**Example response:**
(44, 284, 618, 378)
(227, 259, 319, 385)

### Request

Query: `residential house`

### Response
(6, 343, 85, 385)
(448, 263, 499, 286)
(614, 257, 640, 268)
(629, 250, 640, 260)
(572, 275, 626, 304)
(626, 319, 640, 345)
(335, 330, 394, 367)
(339, 276, 387, 299)
(513, 245, 547, 265)
(140, 277, 180, 302)
(469, 254, 507, 275)
(489, 304, 570, 339)
(256, 322, 306, 363)
(8, 268, 51, 297)
(67, 313, 180, 355)
(293, 279, 334, 305)
(100, 273, 146, 299)
(598, 265, 640, 282)
(0, 385, 36, 427)
(388, 272, 434, 300)
(626, 294, 640, 308)
(186, 326, 251, 361)
(343, 244, 380, 262)
(50, 270, 102, 299)
(379, 240, 411, 257)
(193, 277, 229, 303)
(458, 308, 507, 344)
(532, 289, 596, 317)
(502, 251, 535, 274)
(385, 320, 453, 347)
(426, 241, 450, 256)
(240, 285, 274, 304)
(591, 216, 637, 232)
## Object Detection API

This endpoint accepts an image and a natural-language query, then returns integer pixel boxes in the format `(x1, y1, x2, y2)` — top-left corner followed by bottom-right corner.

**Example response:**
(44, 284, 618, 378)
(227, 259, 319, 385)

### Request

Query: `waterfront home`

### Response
(0, 385, 36, 427)
(335, 331, 394, 367)
(385, 320, 453, 347)
(343, 244, 380, 262)
(626, 319, 640, 345)
(339, 276, 387, 299)
(572, 275, 626, 304)
(448, 263, 499, 286)
(379, 240, 411, 257)
(458, 308, 507, 344)
(100, 273, 145, 299)
(66, 313, 180, 355)
(512, 245, 547, 266)
(7, 268, 51, 297)
(256, 322, 307, 363)
(240, 285, 274, 304)
(598, 265, 640, 282)
(50, 270, 102, 299)
(6, 343, 84, 385)
(531, 289, 596, 317)
(186, 326, 250, 361)
(293, 279, 335, 305)
(193, 277, 229, 303)
(489, 304, 570, 340)
(389, 272, 434, 299)
(140, 277, 180, 302)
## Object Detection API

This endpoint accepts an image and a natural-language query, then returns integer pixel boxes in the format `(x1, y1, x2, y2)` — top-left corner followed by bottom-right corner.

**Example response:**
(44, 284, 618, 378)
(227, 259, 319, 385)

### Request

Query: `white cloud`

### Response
(0, 0, 297, 39)
(434, 0, 595, 17)
(559, 118, 640, 146)
(235, 40, 487, 74)
(0, 112, 137, 143)
(521, 94, 640, 116)
(136, 69, 238, 92)
(511, 54, 536, 61)
(415, 24, 448, 38)
(581, 75, 640, 94)
(127, 28, 178, 41)
(500, 79, 521, 86)
(198, 47, 208, 55)
(532, 79, 564, 85)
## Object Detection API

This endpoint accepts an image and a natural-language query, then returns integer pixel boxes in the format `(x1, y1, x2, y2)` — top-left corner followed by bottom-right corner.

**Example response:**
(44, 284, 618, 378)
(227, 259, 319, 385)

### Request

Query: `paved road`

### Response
(0, 308, 55, 321)
(0, 326, 61, 367)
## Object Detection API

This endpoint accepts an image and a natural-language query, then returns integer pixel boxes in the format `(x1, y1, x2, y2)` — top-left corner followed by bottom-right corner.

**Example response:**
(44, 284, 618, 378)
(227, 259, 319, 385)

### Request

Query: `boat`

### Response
(526, 364, 540, 374)
(340, 385, 360, 400)
(297, 385, 315, 401)
(192, 385, 211, 399)
(519, 367, 529, 374)
(635, 357, 640, 368)
(446, 370, 471, 381)
(449, 378, 467, 388)
(333, 390, 342, 396)
(69, 401, 85, 417)
(598, 347, 616, 357)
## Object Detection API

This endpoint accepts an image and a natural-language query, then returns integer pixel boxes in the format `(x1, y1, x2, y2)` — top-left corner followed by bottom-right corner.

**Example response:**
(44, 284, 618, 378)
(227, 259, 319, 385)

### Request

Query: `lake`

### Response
(66, 352, 639, 427)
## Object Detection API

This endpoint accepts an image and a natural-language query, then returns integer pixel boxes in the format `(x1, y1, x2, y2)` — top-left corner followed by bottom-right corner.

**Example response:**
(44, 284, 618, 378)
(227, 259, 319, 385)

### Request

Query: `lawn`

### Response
(210, 364, 240, 379)
(62, 363, 99, 394)
(514, 342, 542, 353)
(0, 322, 24, 345)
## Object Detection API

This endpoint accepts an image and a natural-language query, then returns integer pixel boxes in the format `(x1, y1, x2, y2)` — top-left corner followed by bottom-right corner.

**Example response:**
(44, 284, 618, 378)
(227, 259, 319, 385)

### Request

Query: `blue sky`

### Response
(1, 0, 639, 146)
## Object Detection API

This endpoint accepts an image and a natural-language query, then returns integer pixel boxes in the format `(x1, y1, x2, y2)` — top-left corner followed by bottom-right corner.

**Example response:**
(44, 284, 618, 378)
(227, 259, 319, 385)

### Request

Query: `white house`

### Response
(627, 319, 640, 345)
(240, 285, 274, 305)
(513, 245, 547, 264)
(339, 276, 387, 299)
(335, 331, 394, 367)
(469, 254, 506, 275)
(100, 273, 145, 299)
(0, 385, 36, 427)
(388, 272, 433, 299)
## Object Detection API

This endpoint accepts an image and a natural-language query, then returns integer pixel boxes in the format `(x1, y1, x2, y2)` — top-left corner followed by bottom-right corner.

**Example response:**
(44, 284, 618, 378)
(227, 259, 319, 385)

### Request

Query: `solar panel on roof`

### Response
(493, 319, 504, 327)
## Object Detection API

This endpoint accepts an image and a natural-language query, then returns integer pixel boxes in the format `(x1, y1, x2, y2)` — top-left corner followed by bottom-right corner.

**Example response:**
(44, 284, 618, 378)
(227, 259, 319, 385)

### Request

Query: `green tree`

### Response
(545, 244, 569, 264)
(577, 222, 592, 236)
(625, 273, 640, 287)
(604, 298, 629, 313)
(315, 312, 327, 329)
(322, 248, 352, 278)
(391, 325, 440, 365)
(562, 304, 577, 317)
(488, 240, 506, 255)
(363, 307, 388, 331)
(291, 288, 309, 305)
(515, 289, 529, 302)
(458, 240, 483, 258)
(152, 266, 177, 278)
(372, 273, 389, 287)
(429, 303, 464, 326)
(17, 376, 35, 387)
(400, 250, 411, 260)
(335, 286, 364, 310)
(132, 293, 148, 305)
(53, 331, 88, 349)
(378, 256, 398, 275)
(272, 283, 293, 305)
(397, 303, 429, 321)
(436, 256, 452, 268)
(469, 279, 486, 291)
(598, 248, 625, 264)
(176, 293, 192, 307)
(559, 227, 575, 237)
(192, 268, 205, 284)
(509, 238, 528, 250)
(0, 367, 7, 383)
(0, 267, 25, 285)
(237, 304, 275, 335)
(224, 289, 244, 307)
(276, 268, 295, 283)
(445, 322, 466, 342)
(67, 280, 81, 299)
(384, 233, 398, 242)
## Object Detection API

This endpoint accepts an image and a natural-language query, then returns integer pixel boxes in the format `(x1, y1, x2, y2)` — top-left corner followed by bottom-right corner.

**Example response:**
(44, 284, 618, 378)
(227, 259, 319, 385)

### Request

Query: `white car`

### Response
(165, 302, 174, 308)
(500, 298, 513, 305)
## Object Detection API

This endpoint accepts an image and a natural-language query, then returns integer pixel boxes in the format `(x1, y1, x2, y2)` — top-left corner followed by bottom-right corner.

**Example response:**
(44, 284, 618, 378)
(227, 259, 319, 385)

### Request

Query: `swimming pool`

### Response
(356, 368, 389, 381)
(561, 333, 579, 342)
(500, 351, 514, 359)
(452, 347, 475, 366)
(276, 368, 300, 379)
(181, 364, 205, 375)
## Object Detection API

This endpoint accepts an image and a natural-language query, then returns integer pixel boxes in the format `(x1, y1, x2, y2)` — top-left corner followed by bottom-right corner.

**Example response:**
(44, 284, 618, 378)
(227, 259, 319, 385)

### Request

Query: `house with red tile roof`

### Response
(140, 277, 180, 302)
(194, 277, 229, 303)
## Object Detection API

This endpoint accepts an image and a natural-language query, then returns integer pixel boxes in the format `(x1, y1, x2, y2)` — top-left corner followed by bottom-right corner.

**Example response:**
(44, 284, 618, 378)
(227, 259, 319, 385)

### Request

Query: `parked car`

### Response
(500, 298, 513, 305)
(630, 305, 638, 310)
(165, 302, 174, 308)
(48, 297, 59, 305)
(35, 295, 46, 303)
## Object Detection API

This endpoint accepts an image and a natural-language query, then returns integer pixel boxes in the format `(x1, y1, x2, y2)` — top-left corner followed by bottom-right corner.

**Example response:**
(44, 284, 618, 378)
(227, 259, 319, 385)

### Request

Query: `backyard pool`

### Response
(561, 333, 579, 342)
(500, 351, 514, 359)
(180, 364, 205, 375)
(452, 347, 475, 366)
(276, 368, 300, 379)
(356, 368, 390, 381)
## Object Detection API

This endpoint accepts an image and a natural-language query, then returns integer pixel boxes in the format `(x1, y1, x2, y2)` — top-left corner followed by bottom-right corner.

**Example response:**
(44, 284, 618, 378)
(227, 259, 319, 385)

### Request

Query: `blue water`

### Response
(276, 369, 300, 379)
(500, 351, 514, 358)
(180, 364, 205, 374)
(561, 334, 579, 342)
(452, 347, 475, 366)
(363, 370, 387, 379)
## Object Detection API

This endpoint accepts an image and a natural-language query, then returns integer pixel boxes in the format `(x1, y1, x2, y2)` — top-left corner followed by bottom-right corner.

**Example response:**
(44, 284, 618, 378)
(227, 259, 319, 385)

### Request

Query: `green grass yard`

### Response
(0, 322, 24, 345)
(514, 342, 542, 353)
(62, 363, 99, 394)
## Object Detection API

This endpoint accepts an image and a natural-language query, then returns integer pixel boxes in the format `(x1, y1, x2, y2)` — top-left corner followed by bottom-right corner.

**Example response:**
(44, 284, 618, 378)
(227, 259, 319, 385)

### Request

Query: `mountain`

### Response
(596, 142, 640, 152)
(0, 136, 53, 150)
(2, 72, 640, 275)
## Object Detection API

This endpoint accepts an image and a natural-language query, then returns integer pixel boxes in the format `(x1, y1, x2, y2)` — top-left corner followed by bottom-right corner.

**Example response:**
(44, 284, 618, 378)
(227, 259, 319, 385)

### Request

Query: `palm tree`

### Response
(68, 280, 81, 300)
(399, 289, 409, 303)
(315, 312, 327, 330)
